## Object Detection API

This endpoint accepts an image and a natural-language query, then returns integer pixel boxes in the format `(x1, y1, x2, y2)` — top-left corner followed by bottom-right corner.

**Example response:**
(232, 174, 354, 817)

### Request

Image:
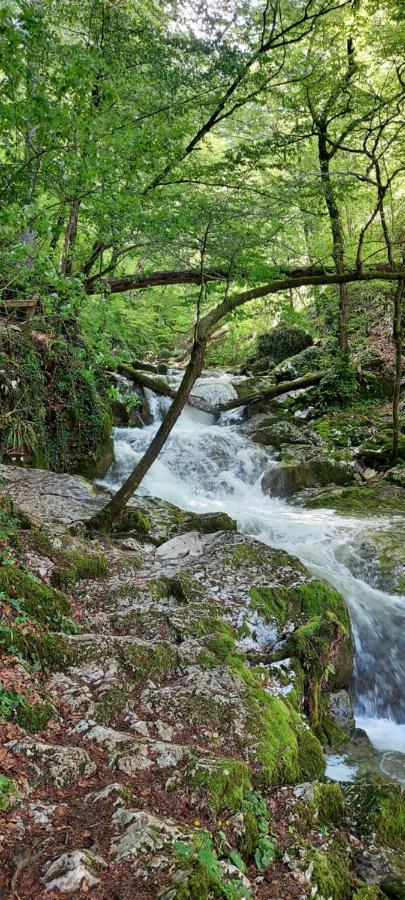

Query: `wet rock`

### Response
(42, 850, 106, 892)
(6, 739, 96, 786)
(298, 482, 405, 516)
(251, 420, 320, 450)
(262, 454, 354, 498)
(323, 690, 356, 740)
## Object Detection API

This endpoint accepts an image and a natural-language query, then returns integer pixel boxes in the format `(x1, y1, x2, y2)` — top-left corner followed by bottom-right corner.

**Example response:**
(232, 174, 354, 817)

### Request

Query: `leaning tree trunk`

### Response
(392, 278, 404, 466)
(88, 338, 207, 530)
(318, 130, 349, 353)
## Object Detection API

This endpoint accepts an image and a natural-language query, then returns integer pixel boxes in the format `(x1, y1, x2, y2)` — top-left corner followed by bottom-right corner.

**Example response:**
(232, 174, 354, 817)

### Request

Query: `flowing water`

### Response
(100, 372, 405, 783)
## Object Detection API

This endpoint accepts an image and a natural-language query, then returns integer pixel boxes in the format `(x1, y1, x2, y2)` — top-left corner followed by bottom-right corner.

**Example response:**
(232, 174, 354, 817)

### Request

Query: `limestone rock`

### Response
(111, 809, 191, 861)
(42, 850, 106, 892)
(6, 739, 96, 786)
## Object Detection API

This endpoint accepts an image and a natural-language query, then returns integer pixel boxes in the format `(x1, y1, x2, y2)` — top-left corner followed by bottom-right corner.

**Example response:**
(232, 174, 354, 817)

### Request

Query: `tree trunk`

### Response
(218, 370, 329, 413)
(88, 338, 207, 530)
(392, 279, 404, 465)
(318, 130, 349, 353)
(59, 198, 81, 276)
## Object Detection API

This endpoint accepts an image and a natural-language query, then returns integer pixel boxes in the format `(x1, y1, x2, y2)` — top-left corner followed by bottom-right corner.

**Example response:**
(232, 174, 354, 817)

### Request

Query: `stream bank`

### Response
(0, 365, 403, 898)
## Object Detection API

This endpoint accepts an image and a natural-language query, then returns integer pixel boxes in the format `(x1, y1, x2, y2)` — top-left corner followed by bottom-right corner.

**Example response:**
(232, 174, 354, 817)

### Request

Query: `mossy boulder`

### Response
(250, 355, 275, 375)
(257, 325, 313, 364)
(385, 465, 405, 489)
(245, 686, 325, 784)
(186, 756, 252, 813)
(359, 428, 405, 468)
(262, 454, 354, 498)
(306, 841, 353, 899)
(301, 482, 405, 517)
(343, 780, 405, 850)
(251, 421, 306, 450)
(273, 345, 327, 381)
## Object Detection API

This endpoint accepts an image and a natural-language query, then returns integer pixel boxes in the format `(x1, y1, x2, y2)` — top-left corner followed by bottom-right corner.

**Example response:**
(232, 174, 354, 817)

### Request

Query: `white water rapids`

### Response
(100, 372, 405, 783)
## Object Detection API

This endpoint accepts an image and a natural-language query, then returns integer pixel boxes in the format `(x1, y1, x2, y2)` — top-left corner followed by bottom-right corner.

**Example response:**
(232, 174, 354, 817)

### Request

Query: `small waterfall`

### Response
(99, 372, 405, 780)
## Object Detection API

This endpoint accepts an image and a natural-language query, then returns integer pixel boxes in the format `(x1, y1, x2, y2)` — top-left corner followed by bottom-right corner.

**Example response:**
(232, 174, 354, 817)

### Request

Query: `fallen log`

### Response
(117, 364, 176, 398)
(115, 363, 217, 414)
(218, 370, 329, 413)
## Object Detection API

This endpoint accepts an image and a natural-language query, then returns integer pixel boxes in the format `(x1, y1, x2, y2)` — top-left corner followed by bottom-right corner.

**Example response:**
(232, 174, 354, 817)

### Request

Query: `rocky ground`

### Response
(0, 466, 404, 899)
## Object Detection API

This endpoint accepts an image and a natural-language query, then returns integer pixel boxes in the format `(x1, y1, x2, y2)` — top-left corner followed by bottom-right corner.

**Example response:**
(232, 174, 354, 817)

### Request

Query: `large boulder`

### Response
(273, 345, 326, 382)
(257, 324, 313, 364)
(262, 454, 355, 498)
(251, 420, 320, 450)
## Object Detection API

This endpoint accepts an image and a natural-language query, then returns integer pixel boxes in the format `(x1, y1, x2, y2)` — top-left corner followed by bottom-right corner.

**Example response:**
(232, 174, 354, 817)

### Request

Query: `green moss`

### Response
(51, 549, 108, 589)
(192, 512, 236, 534)
(0, 775, 17, 810)
(303, 484, 405, 516)
(316, 783, 345, 825)
(344, 780, 405, 850)
(112, 509, 152, 535)
(226, 544, 268, 567)
(16, 698, 54, 732)
(163, 864, 211, 899)
(149, 573, 200, 603)
(245, 687, 324, 784)
(308, 843, 352, 900)
(249, 581, 349, 629)
(0, 567, 70, 625)
(123, 641, 177, 682)
(279, 612, 351, 728)
(93, 686, 128, 725)
(189, 757, 252, 813)
(0, 329, 112, 476)
(353, 886, 385, 899)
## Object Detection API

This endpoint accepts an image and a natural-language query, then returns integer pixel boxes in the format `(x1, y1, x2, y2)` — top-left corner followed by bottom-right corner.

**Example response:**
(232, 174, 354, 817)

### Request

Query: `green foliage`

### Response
(0, 329, 111, 475)
(0, 686, 53, 732)
(0, 775, 17, 811)
(174, 832, 252, 899)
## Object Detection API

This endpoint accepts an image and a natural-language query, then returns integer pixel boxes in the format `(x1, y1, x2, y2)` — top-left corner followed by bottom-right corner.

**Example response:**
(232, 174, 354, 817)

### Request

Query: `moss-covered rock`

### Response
(245, 686, 325, 784)
(249, 580, 350, 629)
(0, 566, 70, 625)
(186, 756, 252, 813)
(344, 780, 405, 850)
(262, 454, 354, 498)
(51, 549, 108, 589)
(257, 325, 313, 364)
(273, 345, 327, 381)
(300, 482, 405, 516)
(306, 841, 353, 899)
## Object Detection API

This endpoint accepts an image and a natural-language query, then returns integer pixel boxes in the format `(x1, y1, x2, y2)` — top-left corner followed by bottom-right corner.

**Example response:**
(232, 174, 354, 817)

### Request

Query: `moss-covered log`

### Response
(218, 370, 329, 413)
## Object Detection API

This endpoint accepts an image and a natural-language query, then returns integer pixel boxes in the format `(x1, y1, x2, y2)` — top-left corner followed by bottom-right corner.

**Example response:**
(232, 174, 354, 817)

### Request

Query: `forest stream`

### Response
(100, 371, 405, 787)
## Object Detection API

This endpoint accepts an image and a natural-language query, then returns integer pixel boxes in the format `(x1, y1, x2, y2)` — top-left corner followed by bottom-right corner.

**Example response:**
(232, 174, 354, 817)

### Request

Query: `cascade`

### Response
(99, 373, 405, 782)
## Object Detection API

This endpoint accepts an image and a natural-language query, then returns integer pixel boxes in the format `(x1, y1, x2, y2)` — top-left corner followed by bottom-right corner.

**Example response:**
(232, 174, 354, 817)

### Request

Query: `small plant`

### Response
(254, 835, 276, 872)
(0, 775, 16, 810)
(175, 832, 252, 899)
